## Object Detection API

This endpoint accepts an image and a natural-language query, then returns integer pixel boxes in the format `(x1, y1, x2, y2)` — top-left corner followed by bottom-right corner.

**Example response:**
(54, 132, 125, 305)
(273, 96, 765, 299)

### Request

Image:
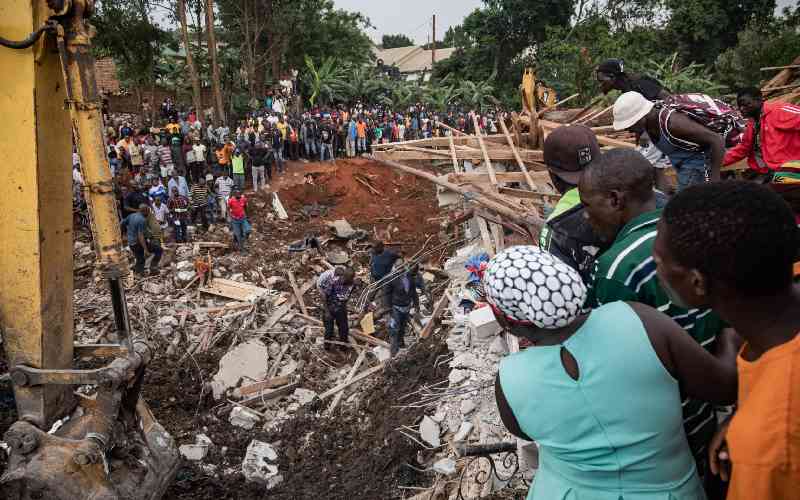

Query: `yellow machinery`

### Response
(516, 68, 557, 149)
(0, 1, 177, 498)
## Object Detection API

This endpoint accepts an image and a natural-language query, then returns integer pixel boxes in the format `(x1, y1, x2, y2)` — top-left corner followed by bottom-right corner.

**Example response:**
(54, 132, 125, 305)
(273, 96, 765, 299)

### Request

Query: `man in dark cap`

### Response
(538, 125, 606, 283)
(596, 58, 670, 101)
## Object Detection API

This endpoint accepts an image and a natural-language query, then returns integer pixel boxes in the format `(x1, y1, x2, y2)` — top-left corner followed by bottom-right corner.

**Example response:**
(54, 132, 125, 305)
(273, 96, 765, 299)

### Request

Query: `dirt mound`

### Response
(278, 159, 442, 249)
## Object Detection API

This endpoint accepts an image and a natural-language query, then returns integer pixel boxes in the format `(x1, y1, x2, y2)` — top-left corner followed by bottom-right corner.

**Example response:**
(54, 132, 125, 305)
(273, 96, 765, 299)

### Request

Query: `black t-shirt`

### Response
(124, 191, 148, 213)
(629, 76, 668, 102)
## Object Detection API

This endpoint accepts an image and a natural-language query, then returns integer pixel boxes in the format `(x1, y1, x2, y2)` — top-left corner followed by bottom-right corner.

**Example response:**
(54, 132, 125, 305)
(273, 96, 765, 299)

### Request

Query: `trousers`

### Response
(252, 166, 267, 191)
(323, 307, 349, 349)
(130, 241, 162, 275)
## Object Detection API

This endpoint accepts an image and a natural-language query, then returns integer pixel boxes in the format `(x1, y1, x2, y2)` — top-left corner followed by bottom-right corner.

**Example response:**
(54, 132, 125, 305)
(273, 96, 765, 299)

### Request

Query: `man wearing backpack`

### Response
(613, 91, 727, 191)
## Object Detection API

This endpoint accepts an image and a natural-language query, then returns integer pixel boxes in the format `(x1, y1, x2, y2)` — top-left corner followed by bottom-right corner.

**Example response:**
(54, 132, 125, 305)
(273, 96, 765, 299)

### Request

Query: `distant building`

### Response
(372, 45, 456, 82)
(95, 58, 121, 95)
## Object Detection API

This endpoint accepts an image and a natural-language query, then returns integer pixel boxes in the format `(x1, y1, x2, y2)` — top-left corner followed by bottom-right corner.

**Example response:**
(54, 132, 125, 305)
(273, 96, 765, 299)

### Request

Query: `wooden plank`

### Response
(375, 148, 543, 163)
(761, 64, 800, 72)
(568, 95, 605, 124)
(475, 216, 495, 257)
(763, 55, 800, 90)
(320, 364, 386, 400)
(264, 278, 314, 329)
(448, 134, 460, 173)
(199, 278, 270, 303)
(237, 375, 292, 397)
(286, 271, 309, 316)
(239, 382, 299, 406)
(472, 113, 498, 188)
(499, 187, 560, 201)
(420, 293, 450, 339)
(576, 104, 613, 125)
(449, 172, 551, 184)
(328, 350, 366, 413)
(498, 119, 537, 190)
(372, 132, 540, 151)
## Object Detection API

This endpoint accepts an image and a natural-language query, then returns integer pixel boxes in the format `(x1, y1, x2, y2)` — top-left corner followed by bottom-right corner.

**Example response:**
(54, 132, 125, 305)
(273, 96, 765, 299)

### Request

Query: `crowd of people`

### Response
(488, 58, 800, 500)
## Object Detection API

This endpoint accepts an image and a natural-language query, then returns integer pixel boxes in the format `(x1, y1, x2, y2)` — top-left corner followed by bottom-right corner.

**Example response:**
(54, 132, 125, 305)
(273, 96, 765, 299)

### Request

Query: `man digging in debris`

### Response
(386, 263, 428, 357)
(123, 203, 162, 277)
(317, 266, 356, 354)
(370, 241, 400, 311)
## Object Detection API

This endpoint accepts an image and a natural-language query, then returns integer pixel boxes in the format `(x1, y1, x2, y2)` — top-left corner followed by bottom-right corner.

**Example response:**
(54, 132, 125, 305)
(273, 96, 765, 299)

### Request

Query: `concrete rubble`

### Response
(211, 340, 270, 399)
(242, 440, 283, 488)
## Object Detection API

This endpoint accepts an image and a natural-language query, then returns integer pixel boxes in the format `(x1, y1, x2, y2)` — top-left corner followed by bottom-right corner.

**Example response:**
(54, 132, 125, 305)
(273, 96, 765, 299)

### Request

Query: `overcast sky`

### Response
(333, 0, 484, 46)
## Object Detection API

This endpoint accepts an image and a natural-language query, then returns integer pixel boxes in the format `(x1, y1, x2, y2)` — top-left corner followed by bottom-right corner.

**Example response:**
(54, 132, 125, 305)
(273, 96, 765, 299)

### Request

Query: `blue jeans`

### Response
(320, 143, 334, 162)
(388, 305, 411, 355)
(274, 149, 285, 173)
(357, 137, 366, 153)
(233, 173, 245, 190)
(676, 165, 708, 191)
(304, 140, 317, 158)
(230, 218, 249, 251)
(173, 220, 187, 242)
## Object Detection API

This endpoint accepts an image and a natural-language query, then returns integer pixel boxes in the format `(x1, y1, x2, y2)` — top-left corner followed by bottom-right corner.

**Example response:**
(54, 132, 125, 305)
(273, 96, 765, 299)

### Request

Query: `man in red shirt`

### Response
(227, 189, 250, 253)
(724, 88, 800, 218)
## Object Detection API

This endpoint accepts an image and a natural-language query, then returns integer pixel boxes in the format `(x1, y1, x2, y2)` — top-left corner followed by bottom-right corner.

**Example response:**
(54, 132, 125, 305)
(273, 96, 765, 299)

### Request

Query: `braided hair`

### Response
(663, 181, 799, 297)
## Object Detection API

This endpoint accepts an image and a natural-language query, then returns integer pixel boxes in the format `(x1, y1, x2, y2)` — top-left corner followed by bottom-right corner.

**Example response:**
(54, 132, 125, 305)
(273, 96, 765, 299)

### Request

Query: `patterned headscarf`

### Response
(483, 246, 587, 329)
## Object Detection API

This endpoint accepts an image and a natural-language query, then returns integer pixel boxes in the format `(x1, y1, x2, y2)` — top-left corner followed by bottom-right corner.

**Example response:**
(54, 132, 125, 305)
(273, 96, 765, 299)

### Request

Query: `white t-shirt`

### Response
(152, 202, 169, 227)
(215, 176, 234, 197)
(192, 144, 207, 163)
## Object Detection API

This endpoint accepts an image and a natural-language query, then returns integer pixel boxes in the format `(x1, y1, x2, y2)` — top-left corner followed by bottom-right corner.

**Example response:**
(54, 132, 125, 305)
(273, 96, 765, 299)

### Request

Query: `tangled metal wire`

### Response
(455, 449, 528, 500)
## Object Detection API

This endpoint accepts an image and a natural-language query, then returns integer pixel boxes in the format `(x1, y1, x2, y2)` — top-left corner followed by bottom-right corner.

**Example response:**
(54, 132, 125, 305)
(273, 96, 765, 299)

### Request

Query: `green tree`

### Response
(382, 34, 415, 49)
(716, 9, 800, 89)
(459, 79, 499, 112)
(665, 0, 776, 65)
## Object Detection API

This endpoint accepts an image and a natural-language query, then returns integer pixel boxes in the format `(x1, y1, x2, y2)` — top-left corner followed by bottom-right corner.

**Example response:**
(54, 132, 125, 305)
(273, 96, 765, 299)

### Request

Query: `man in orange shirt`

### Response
(217, 137, 234, 176)
(356, 118, 367, 155)
(653, 181, 800, 500)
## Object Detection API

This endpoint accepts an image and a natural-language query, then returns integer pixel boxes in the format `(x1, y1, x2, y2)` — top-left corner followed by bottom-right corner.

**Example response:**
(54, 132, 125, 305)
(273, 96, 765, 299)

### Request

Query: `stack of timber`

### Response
(761, 56, 800, 103)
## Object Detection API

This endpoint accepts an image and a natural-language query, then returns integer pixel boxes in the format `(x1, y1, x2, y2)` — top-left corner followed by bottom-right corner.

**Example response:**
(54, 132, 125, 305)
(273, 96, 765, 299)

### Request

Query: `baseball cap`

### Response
(542, 125, 600, 185)
(597, 59, 624, 77)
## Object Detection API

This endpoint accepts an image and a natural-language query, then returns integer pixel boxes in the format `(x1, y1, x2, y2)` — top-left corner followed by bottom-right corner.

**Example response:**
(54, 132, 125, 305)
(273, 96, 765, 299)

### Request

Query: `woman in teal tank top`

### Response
(482, 246, 737, 500)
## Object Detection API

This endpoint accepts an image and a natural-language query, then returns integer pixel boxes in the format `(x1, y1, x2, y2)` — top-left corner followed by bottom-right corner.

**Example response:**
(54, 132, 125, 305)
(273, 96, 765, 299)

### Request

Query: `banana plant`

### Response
(459, 79, 500, 112)
(303, 55, 343, 107)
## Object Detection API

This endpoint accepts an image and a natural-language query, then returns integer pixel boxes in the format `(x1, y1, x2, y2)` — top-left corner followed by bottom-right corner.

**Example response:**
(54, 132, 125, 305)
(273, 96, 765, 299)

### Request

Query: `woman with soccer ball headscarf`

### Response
(485, 246, 737, 500)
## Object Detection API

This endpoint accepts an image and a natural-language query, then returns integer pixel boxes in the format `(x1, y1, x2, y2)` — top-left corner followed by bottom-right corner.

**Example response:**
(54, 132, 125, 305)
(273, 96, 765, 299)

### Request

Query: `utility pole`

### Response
(432, 14, 436, 67)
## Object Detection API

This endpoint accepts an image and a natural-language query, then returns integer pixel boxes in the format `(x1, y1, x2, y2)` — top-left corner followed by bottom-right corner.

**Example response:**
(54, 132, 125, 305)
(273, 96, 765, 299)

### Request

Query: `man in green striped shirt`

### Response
(579, 148, 741, 487)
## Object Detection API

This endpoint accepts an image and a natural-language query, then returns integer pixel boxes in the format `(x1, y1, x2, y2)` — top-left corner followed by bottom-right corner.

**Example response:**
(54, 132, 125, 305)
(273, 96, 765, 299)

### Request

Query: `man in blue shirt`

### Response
(370, 241, 399, 310)
(123, 204, 163, 276)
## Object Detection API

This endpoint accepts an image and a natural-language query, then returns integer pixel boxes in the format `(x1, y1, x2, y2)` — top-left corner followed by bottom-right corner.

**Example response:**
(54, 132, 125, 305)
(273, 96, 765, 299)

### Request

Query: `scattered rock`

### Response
(230, 273, 244, 282)
(242, 440, 283, 488)
(431, 409, 447, 423)
(278, 359, 298, 377)
(460, 399, 477, 415)
(143, 282, 164, 295)
(451, 352, 478, 369)
(432, 457, 457, 476)
(454, 421, 474, 442)
(266, 276, 285, 287)
(468, 306, 501, 340)
(419, 416, 441, 448)
(179, 443, 209, 461)
(373, 346, 391, 362)
(489, 335, 509, 355)
(210, 340, 270, 399)
(448, 369, 468, 386)
(176, 270, 196, 284)
(157, 316, 179, 328)
(292, 388, 318, 406)
(176, 260, 194, 271)
(229, 406, 261, 430)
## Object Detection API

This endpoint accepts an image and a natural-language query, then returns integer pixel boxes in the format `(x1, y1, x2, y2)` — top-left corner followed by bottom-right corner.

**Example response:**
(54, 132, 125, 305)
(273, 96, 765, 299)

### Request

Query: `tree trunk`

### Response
(178, 0, 203, 116)
(243, 0, 256, 99)
(205, 0, 226, 124)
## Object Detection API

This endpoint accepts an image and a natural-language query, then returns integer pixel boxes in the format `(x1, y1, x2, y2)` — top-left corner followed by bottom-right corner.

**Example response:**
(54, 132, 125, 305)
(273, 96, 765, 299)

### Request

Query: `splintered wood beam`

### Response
(328, 349, 366, 413)
(374, 149, 544, 163)
(763, 55, 800, 90)
(471, 113, 498, 188)
(537, 93, 580, 118)
(320, 363, 386, 400)
(448, 134, 460, 173)
(499, 119, 537, 190)
(449, 171, 552, 185)
(420, 292, 450, 339)
(372, 155, 543, 231)
(540, 119, 635, 149)
(372, 132, 538, 150)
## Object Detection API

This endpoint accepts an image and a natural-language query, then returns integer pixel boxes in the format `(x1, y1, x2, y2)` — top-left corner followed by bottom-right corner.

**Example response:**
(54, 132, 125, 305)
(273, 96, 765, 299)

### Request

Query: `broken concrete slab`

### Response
(420, 416, 441, 448)
(454, 421, 474, 442)
(292, 388, 318, 406)
(328, 219, 356, 239)
(179, 444, 209, 461)
(229, 406, 261, 430)
(460, 399, 477, 415)
(468, 306, 501, 340)
(211, 340, 270, 399)
(176, 270, 197, 284)
(373, 346, 391, 362)
(489, 335, 509, 355)
(448, 369, 468, 386)
(242, 440, 283, 488)
(143, 282, 164, 295)
(176, 260, 194, 271)
(432, 457, 457, 476)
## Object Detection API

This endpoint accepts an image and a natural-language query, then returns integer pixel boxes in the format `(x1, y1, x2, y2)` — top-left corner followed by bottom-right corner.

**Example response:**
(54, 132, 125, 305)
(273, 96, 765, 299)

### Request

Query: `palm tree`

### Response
(304, 56, 343, 107)
(459, 79, 500, 113)
(423, 82, 461, 112)
(335, 66, 383, 105)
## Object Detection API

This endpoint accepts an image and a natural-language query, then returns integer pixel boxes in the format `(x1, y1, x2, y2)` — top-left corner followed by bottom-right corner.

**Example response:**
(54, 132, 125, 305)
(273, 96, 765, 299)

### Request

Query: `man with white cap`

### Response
(613, 91, 725, 190)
